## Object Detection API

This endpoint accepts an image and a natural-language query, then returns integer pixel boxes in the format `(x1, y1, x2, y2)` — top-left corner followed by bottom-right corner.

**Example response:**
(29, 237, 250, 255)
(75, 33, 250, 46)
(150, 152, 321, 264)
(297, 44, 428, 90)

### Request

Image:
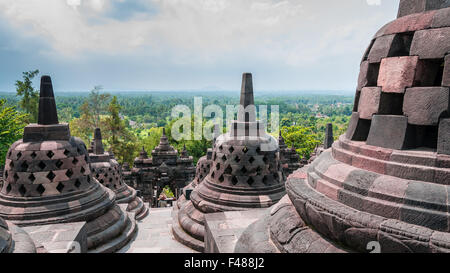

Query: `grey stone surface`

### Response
(366, 115, 414, 149)
(204, 209, 270, 253)
(118, 208, 197, 253)
(23, 222, 87, 253)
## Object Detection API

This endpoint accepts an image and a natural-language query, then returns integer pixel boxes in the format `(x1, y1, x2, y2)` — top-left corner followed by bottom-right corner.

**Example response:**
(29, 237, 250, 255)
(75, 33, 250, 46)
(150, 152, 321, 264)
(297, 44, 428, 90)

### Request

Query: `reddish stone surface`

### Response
(432, 7, 450, 27)
(403, 87, 450, 126)
(358, 87, 382, 120)
(410, 27, 450, 59)
(443, 55, 450, 87)
(378, 56, 419, 93)
(367, 34, 396, 63)
(385, 10, 436, 35)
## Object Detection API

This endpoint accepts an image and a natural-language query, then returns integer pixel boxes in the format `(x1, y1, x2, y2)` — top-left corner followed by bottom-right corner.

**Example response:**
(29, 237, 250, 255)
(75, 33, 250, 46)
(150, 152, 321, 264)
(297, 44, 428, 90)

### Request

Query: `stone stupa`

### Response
(0, 76, 137, 253)
(172, 73, 286, 252)
(89, 128, 148, 220)
(236, 0, 450, 253)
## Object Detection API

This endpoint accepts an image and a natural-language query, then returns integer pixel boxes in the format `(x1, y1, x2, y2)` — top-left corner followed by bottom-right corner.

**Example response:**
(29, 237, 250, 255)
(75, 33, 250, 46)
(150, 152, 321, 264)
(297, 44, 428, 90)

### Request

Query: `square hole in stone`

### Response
(378, 92, 404, 115)
(389, 33, 414, 57)
(366, 63, 380, 87)
(414, 59, 445, 87)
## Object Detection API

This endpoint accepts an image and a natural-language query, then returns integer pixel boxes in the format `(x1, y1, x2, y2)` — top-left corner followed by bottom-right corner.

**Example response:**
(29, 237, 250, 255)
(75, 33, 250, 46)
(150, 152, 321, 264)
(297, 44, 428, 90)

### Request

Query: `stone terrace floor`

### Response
(118, 207, 197, 253)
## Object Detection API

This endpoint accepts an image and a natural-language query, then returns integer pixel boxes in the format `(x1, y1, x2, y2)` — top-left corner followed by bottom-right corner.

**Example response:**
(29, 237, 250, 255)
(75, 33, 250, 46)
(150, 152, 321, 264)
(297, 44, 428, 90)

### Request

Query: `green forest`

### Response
(0, 71, 353, 166)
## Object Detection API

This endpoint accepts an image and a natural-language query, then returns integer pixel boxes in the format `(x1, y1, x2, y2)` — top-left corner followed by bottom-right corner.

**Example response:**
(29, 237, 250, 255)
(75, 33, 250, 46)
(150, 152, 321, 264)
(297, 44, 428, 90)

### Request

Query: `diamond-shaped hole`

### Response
(263, 176, 269, 185)
(46, 151, 54, 159)
(241, 166, 248, 174)
(218, 175, 224, 183)
(211, 171, 215, 179)
(38, 161, 46, 170)
(256, 147, 262, 154)
(247, 177, 254, 186)
(219, 145, 223, 151)
(80, 167, 86, 174)
(36, 184, 45, 196)
(263, 155, 269, 164)
(235, 155, 240, 163)
(72, 157, 79, 165)
(221, 155, 227, 162)
(6, 183, 12, 194)
(228, 146, 235, 153)
(19, 185, 27, 197)
(242, 147, 249, 154)
(66, 169, 74, 178)
(13, 173, 19, 182)
(55, 160, 63, 168)
(256, 166, 262, 173)
(75, 179, 81, 188)
(224, 165, 232, 175)
(21, 161, 29, 171)
(47, 171, 56, 181)
(232, 176, 238, 185)
(17, 152, 22, 159)
(31, 152, 37, 159)
(249, 157, 255, 164)
(28, 174, 36, 182)
(64, 149, 70, 156)
(216, 163, 220, 170)
(56, 182, 64, 193)
(9, 161, 14, 168)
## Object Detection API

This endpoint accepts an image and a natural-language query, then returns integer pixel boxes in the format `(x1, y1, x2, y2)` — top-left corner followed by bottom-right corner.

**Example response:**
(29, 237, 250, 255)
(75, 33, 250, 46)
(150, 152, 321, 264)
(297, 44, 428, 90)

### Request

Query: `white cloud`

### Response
(366, 0, 382, 6)
(0, 0, 395, 67)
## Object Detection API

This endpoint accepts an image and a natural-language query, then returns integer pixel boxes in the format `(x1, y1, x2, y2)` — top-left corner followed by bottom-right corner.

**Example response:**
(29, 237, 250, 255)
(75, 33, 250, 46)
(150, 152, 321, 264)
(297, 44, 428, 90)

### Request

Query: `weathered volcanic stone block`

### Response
(398, 0, 450, 18)
(345, 112, 371, 141)
(358, 87, 382, 120)
(444, 55, 450, 87)
(368, 35, 397, 63)
(432, 6, 450, 27)
(403, 87, 450, 126)
(378, 56, 418, 93)
(438, 118, 450, 155)
(366, 115, 414, 150)
(410, 27, 450, 59)
(357, 61, 380, 90)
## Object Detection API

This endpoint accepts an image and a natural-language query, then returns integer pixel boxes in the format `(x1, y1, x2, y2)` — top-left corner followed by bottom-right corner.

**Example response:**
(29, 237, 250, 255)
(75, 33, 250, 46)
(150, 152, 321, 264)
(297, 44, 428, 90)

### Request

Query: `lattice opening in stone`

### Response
(18, 185, 26, 197)
(247, 177, 254, 186)
(38, 161, 46, 170)
(64, 149, 70, 156)
(228, 146, 235, 153)
(74, 179, 81, 188)
(224, 165, 232, 174)
(66, 169, 74, 178)
(72, 158, 79, 165)
(4, 171, 8, 179)
(21, 161, 29, 171)
(9, 161, 14, 168)
(211, 171, 215, 179)
(378, 92, 404, 115)
(414, 59, 445, 87)
(232, 176, 238, 185)
(389, 33, 414, 57)
(242, 147, 249, 154)
(241, 166, 248, 174)
(55, 160, 63, 169)
(13, 173, 19, 182)
(28, 174, 36, 182)
(263, 155, 269, 164)
(219, 145, 223, 151)
(411, 124, 438, 149)
(36, 184, 45, 196)
(30, 152, 37, 159)
(221, 155, 227, 162)
(262, 176, 268, 185)
(47, 171, 56, 181)
(234, 155, 241, 163)
(46, 151, 54, 159)
(218, 175, 224, 183)
(216, 163, 220, 170)
(56, 182, 64, 193)
(248, 156, 255, 164)
(80, 166, 86, 174)
(6, 183, 12, 194)
(366, 63, 380, 87)
(256, 166, 262, 173)
(16, 152, 22, 160)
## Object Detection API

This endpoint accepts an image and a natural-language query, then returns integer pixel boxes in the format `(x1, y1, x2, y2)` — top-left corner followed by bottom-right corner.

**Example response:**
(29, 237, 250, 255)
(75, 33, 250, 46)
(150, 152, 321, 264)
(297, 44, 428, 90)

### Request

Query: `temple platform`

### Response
(118, 207, 197, 253)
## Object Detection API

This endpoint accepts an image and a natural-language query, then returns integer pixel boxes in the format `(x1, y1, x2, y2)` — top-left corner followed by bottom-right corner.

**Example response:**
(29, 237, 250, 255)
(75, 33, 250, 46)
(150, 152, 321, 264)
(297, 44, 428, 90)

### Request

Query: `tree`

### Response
(0, 99, 27, 166)
(15, 70, 39, 122)
(69, 86, 111, 144)
(281, 125, 321, 159)
(103, 96, 138, 165)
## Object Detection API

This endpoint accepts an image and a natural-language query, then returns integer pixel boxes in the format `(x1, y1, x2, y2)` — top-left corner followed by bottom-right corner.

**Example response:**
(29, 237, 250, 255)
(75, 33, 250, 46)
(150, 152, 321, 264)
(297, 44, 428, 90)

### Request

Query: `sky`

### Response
(0, 0, 400, 92)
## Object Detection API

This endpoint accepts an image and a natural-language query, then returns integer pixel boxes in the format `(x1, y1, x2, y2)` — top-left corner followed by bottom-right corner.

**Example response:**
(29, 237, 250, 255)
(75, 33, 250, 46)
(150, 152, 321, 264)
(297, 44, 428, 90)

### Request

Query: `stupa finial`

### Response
(38, 75, 59, 125)
(238, 73, 256, 122)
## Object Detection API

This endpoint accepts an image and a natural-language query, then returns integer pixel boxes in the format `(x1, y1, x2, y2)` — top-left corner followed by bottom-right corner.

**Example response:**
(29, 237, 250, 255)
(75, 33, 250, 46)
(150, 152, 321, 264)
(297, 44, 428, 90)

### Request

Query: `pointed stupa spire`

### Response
(324, 123, 334, 149)
(139, 146, 148, 159)
(93, 128, 105, 155)
(181, 143, 189, 158)
(38, 75, 59, 125)
(238, 73, 256, 123)
(279, 130, 286, 149)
